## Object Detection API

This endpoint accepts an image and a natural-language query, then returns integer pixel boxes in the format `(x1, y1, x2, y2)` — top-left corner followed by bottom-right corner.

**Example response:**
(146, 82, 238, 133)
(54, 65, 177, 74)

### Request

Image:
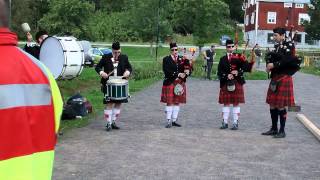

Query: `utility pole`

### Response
(155, 0, 161, 61)
(9, 0, 11, 29)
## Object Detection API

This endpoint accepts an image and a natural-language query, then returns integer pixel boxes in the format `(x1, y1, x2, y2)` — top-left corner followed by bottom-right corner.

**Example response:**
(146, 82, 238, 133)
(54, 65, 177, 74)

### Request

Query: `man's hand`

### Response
(266, 63, 274, 70)
(231, 70, 238, 76)
(184, 69, 190, 76)
(228, 74, 234, 80)
(100, 71, 109, 79)
(123, 70, 130, 78)
(26, 32, 33, 43)
(178, 73, 186, 79)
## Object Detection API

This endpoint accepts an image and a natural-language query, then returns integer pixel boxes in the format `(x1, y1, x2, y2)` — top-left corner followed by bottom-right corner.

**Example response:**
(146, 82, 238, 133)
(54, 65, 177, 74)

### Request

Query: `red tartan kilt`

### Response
(219, 82, 245, 105)
(160, 82, 186, 104)
(266, 75, 295, 107)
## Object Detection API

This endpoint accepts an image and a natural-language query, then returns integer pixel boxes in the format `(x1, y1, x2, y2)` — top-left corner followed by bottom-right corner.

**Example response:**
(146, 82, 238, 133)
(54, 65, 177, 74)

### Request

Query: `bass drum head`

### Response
(39, 37, 64, 79)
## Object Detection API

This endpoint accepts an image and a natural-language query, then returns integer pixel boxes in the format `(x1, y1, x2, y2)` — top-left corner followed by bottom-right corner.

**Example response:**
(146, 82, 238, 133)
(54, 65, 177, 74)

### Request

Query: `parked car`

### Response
(99, 47, 112, 55)
(78, 40, 94, 67)
(220, 35, 231, 46)
(84, 54, 94, 67)
(88, 48, 104, 63)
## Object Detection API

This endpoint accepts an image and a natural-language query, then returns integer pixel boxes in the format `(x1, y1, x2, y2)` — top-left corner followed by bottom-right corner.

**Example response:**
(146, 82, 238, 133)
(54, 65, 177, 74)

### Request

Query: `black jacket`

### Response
(217, 54, 253, 88)
(95, 53, 132, 85)
(24, 44, 40, 59)
(162, 55, 190, 85)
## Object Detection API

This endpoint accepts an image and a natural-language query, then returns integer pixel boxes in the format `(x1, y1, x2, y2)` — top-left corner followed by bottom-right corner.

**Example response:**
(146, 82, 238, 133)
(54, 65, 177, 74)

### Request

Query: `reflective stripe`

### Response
(0, 84, 51, 109)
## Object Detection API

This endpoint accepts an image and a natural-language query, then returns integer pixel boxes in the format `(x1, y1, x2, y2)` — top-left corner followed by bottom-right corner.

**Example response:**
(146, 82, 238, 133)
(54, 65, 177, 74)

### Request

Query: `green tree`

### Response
(171, 0, 233, 49)
(11, 0, 49, 39)
(38, 0, 95, 39)
(223, 0, 244, 23)
(127, 0, 173, 50)
(304, 0, 320, 40)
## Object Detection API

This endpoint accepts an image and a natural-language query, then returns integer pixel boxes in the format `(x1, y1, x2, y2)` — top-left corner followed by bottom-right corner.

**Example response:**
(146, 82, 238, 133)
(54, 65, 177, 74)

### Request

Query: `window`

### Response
(298, 13, 310, 25)
(295, 34, 302, 43)
(267, 33, 273, 44)
(305, 34, 317, 45)
(245, 15, 249, 26)
(295, 3, 304, 8)
(267, 12, 277, 24)
(284, 3, 292, 8)
(251, 12, 255, 24)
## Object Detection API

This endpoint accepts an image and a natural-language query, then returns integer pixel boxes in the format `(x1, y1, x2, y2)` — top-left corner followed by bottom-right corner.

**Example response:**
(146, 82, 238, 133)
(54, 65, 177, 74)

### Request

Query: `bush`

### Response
(131, 62, 162, 80)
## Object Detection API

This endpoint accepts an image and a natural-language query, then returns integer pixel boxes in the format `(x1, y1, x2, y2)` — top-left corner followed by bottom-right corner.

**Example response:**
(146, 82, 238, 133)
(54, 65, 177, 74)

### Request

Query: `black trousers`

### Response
(207, 61, 213, 79)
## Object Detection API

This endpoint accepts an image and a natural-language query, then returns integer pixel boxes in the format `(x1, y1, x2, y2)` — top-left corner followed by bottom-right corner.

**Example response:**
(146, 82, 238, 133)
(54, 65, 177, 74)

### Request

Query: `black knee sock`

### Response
(270, 109, 279, 130)
(279, 109, 287, 133)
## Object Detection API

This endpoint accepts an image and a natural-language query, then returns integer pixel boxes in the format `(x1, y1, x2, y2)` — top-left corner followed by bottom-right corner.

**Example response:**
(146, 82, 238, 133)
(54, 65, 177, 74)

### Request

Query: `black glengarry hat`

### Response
(170, 42, 177, 49)
(226, 39, 234, 46)
(273, 27, 286, 35)
(35, 30, 48, 43)
(112, 41, 121, 50)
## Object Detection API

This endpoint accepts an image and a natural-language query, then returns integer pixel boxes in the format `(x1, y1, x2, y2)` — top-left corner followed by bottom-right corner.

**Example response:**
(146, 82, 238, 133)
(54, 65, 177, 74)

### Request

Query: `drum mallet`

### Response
(21, 22, 31, 33)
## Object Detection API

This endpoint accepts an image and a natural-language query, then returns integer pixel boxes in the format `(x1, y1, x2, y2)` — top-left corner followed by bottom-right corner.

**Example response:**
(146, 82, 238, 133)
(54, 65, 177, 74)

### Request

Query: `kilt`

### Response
(266, 75, 294, 107)
(219, 82, 245, 105)
(160, 82, 186, 104)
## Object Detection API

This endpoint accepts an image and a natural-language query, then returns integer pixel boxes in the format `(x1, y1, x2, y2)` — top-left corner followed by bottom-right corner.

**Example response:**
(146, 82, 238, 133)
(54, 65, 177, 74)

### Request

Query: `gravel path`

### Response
(53, 72, 320, 180)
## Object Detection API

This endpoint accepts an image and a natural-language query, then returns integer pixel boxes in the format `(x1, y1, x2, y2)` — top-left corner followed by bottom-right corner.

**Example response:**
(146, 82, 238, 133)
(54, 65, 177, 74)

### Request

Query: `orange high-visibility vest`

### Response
(0, 28, 63, 180)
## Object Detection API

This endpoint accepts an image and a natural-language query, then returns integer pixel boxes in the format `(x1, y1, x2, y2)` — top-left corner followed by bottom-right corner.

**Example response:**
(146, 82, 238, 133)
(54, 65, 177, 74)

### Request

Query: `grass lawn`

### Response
(300, 66, 320, 76)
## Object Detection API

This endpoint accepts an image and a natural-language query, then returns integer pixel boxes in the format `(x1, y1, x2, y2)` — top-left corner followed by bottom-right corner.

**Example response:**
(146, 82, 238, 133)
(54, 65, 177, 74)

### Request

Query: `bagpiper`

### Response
(160, 42, 191, 128)
(217, 39, 254, 130)
(262, 27, 301, 138)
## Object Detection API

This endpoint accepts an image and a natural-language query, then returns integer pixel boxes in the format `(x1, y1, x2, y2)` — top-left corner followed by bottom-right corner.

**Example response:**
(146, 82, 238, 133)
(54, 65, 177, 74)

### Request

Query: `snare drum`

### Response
(40, 36, 84, 80)
(106, 78, 129, 100)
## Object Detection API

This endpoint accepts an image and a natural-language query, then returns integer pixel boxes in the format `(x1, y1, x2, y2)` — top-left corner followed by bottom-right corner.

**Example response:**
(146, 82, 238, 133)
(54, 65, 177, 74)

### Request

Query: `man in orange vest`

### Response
(0, 0, 63, 179)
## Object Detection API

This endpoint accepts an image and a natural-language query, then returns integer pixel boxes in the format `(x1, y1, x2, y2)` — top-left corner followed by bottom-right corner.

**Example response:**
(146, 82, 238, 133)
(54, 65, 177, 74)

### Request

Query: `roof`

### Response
(256, 0, 310, 3)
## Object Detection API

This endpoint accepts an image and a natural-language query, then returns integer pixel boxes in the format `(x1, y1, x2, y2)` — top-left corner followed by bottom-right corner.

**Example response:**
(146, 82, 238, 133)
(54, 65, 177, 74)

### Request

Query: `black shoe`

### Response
(231, 123, 238, 130)
(172, 122, 181, 127)
(106, 123, 112, 131)
(111, 122, 120, 129)
(165, 122, 172, 128)
(220, 123, 228, 129)
(273, 131, 286, 138)
(261, 129, 278, 135)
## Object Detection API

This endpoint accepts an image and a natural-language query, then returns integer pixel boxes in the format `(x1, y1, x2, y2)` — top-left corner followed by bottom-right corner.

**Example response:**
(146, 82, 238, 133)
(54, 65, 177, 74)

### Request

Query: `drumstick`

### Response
(107, 70, 114, 77)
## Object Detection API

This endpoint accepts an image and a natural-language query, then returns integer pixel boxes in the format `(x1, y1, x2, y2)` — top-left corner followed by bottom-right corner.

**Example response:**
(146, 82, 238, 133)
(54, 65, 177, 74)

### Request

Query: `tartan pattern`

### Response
(160, 82, 186, 104)
(219, 82, 245, 105)
(266, 75, 295, 107)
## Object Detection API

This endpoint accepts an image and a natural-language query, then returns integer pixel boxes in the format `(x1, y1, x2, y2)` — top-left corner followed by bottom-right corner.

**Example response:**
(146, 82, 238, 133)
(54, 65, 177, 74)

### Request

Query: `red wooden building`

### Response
(243, 0, 319, 48)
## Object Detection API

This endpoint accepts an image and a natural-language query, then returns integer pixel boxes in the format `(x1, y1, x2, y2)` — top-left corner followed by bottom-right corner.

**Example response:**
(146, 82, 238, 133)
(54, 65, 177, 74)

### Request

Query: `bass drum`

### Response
(40, 36, 84, 80)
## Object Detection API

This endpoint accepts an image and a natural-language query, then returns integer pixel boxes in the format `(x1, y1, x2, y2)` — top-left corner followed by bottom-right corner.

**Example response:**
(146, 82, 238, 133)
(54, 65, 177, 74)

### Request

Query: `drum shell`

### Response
(105, 78, 129, 100)
(40, 36, 84, 80)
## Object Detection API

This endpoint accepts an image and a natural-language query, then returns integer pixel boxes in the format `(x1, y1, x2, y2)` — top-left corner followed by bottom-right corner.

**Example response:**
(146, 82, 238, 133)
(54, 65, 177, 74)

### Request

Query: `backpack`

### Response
(61, 93, 88, 120)
(66, 93, 88, 117)
(61, 104, 77, 120)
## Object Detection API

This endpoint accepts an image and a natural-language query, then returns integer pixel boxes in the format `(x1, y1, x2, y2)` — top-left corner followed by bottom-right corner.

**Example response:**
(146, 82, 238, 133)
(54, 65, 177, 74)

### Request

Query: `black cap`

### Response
(273, 27, 286, 35)
(226, 39, 234, 46)
(112, 41, 121, 50)
(170, 42, 177, 49)
(35, 30, 48, 43)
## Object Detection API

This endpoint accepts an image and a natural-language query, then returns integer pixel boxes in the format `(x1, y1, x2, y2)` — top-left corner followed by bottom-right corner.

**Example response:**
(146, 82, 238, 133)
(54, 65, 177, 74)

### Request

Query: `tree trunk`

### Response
(150, 42, 154, 56)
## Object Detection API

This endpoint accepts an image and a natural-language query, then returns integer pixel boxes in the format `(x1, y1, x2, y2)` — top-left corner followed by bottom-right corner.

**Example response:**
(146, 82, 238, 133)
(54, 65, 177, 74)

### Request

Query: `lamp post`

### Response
(155, 0, 161, 61)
